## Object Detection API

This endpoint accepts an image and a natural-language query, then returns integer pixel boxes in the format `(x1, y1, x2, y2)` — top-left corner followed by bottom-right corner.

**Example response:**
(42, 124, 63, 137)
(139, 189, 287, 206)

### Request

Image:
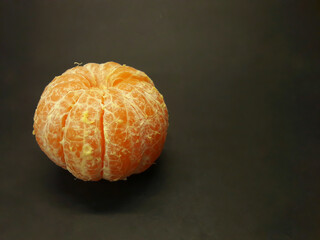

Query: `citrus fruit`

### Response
(33, 62, 169, 181)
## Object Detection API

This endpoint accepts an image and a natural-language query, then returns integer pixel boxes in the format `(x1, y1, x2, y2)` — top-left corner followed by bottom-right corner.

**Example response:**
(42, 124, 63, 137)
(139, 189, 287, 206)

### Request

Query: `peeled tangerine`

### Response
(33, 62, 168, 181)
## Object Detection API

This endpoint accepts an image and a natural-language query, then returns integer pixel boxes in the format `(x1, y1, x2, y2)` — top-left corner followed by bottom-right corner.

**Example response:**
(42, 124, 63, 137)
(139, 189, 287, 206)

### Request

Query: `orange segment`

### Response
(33, 76, 89, 167)
(83, 63, 103, 87)
(117, 80, 168, 174)
(102, 88, 145, 181)
(63, 89, 104, 181)
(63, 66, 97, 87)
(108, 65, 153, 87)
(43, 90, 85, 168)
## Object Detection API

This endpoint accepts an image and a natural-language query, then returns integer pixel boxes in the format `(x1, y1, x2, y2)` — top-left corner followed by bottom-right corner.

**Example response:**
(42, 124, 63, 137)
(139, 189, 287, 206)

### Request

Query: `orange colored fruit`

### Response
(33, 62, 169, 181)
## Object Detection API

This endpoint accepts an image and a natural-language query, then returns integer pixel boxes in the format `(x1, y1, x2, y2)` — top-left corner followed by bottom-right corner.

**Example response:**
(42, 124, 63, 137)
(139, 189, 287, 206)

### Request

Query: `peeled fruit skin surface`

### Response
(33, 62, 168, 181)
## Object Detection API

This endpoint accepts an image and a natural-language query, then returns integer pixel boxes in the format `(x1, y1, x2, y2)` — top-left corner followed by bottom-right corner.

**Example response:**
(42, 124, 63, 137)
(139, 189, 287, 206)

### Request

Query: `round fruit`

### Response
(33, 62, 168, 181)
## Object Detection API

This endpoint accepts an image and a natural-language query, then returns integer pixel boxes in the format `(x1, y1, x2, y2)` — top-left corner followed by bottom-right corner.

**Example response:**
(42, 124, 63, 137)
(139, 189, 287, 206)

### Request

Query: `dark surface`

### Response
(1, 1, 319, 239)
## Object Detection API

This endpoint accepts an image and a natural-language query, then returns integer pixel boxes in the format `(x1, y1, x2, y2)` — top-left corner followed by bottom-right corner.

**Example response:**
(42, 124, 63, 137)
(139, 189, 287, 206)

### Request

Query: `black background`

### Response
(1, 1, 320, 239)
